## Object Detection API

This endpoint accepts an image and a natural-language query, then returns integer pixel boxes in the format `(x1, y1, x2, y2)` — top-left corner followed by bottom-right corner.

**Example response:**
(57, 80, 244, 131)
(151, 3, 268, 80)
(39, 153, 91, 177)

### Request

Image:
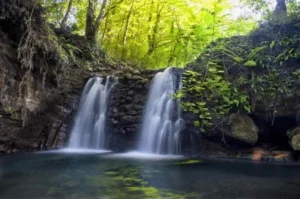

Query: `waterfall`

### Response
(138, 67, 184, 154)
(68, 77, 116, 149)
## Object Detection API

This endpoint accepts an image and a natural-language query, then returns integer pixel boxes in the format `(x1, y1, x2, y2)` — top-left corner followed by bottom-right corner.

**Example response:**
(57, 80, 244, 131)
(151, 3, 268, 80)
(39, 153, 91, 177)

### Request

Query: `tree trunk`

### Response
(93, 0, 108, 42)
(146, 0, 154, 54)
(274, 0, 287, 17)
(147, 5, 162, 55)
(85, 0, 97, 42)
(167, 20, 175, 66)
(60, 0, 73, 30)
(114, 13, 126, 54)
(101, 1, 113, 42)
(121, 2, 134, 60)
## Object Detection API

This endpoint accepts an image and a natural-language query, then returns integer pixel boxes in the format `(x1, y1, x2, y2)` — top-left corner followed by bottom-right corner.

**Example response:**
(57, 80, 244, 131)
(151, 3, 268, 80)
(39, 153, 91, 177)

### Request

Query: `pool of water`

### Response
(0, 151, 300, 199)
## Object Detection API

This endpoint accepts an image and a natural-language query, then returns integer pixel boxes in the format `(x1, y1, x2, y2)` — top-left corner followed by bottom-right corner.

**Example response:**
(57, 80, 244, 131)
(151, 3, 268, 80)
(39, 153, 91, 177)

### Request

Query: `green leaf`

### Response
(270, 41, 275, 49)
(244, 105, 251, 113)
(196, 102, 206, 106)
(233, 57, 244, 63)
(208, 67, 217, 72)
(244, 60, 257, 67)
(194, 121, 200, 126)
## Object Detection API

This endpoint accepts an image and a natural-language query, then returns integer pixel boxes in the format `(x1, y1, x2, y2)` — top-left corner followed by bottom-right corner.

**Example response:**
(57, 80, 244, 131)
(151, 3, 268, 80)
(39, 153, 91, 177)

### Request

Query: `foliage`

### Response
(240, 0, 300, 20)
(39, 0, 71, 27)
(179, 16, 300, 131)
(175, 67, 250, 131)
(40, 0, 257, 69)
(37, 0, 300, 132)
(57, 36, 82, 65)
(98, 0, 256, 69)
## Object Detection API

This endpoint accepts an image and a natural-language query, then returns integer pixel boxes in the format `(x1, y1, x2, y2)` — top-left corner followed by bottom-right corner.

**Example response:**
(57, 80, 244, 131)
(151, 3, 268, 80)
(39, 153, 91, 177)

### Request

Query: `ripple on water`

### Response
(37, 148, 112, 154)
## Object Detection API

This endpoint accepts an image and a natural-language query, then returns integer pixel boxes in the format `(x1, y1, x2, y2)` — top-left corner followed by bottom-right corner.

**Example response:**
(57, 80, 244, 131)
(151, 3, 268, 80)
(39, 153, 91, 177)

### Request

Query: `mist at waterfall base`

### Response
(67, 77, 115, 152)
(138, 67, 184, 155)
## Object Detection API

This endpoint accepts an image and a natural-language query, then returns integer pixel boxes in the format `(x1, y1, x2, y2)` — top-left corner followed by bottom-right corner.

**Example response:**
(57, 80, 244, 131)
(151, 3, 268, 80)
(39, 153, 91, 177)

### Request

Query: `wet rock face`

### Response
(0, 67, 86, 154)
(106, 70, 156, 151)
(0, 0, 94, 154)
(0, 99, 79, 154)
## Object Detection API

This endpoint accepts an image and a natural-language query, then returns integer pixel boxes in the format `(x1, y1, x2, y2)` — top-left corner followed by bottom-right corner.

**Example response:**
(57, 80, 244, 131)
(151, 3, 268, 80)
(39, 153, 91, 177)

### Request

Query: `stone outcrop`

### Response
(106, 70, 156, 151)
(0, 0, 90, 153)
(0, 65, 87, 153)
(287, 127, 300, 151)
(227, 113, 259, 145)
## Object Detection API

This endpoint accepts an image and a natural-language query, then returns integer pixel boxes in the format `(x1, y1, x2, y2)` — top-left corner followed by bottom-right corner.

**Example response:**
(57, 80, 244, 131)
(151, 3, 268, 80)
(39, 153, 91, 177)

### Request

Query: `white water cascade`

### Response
(138, 67, 184, 154)
(68, 77, 116, 149)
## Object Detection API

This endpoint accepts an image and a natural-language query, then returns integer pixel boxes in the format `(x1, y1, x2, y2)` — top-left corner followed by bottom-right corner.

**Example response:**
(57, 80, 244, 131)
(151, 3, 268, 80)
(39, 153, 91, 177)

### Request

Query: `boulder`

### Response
(124, 73, 133, 79)
(132, 70, 141, 75)
(287, 127, 300, 151)
(131, 75, 144, 80)
(227, 113, 259, 145)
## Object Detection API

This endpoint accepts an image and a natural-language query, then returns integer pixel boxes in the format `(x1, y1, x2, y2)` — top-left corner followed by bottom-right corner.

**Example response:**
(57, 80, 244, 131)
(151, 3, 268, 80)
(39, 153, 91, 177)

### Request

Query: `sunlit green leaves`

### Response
(40, 0, 258, 69)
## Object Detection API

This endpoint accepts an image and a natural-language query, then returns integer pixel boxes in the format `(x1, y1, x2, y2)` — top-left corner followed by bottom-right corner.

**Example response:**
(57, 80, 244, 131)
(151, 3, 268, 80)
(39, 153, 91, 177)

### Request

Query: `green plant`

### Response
(175, 67, 250, 132)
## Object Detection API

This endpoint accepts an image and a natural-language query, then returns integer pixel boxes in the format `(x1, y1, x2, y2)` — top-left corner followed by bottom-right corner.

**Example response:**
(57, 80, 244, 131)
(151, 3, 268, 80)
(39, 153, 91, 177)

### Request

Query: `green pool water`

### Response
(0, 151, 300, 199)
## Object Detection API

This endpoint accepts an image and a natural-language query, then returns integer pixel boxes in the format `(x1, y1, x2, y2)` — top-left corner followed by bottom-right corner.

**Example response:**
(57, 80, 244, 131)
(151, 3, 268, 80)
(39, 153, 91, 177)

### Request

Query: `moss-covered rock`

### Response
(131, 75, 144, 80)
(287, 127, 300, 151)
(132, 70, 141, 75)
(291, 134, 300, 150)
(124, 73, 133, 79)
(228, 113, 258, 145)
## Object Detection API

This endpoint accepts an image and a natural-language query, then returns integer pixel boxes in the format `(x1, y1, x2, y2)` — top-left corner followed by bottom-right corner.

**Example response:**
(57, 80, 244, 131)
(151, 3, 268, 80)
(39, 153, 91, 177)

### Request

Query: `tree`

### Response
(274, 0, 287, 17)
(240, 0, 287, 16)
(85, 0, 108, 44)
(60, 0, 73, 30)
(85, 0, 125, 45)
(40, 0, 257, 69)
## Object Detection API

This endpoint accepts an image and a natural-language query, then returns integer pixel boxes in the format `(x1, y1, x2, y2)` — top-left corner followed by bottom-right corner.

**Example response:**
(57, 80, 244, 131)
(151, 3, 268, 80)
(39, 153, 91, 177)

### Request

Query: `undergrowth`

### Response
(176, 16, 300, 132)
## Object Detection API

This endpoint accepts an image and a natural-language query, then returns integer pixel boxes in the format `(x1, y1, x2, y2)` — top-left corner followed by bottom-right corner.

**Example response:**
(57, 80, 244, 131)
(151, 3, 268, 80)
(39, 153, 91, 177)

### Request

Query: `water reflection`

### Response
(87, 159, 201, 199)
(0, 153, 299, 199)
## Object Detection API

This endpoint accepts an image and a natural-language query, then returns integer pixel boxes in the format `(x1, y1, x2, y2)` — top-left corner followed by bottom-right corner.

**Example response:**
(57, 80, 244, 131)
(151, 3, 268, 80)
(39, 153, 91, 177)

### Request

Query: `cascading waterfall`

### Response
(68, 76, 116, 149)
(138, 67, 184, 154)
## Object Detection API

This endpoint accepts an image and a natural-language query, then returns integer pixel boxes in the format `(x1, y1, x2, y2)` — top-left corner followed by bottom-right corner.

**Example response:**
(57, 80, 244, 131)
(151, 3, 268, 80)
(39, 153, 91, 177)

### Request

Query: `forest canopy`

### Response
(40, 0, 300, 69)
